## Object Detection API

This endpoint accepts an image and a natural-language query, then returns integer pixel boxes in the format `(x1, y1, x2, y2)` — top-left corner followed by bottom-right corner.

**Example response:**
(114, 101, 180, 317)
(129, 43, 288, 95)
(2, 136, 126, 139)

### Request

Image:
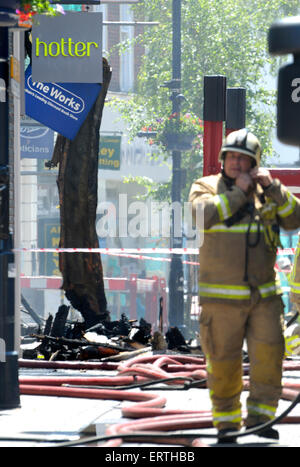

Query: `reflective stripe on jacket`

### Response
(189, 174, 300, 304)
(199, 280, 282, 300)
(277, 191, 297, 219)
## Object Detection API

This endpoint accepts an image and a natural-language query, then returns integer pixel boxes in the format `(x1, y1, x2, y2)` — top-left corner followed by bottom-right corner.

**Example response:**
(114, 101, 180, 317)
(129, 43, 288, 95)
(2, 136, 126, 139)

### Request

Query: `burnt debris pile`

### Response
(20, 304, 200, 362)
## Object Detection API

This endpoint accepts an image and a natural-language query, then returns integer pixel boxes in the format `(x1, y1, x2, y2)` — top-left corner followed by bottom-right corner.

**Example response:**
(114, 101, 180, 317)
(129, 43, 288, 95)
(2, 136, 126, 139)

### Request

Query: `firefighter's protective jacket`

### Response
(189, 173, 300, 304)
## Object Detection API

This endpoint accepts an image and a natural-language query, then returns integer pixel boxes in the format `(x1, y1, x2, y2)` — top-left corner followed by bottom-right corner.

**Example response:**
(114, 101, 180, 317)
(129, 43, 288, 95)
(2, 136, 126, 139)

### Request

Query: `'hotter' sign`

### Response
(32, 12, 103, 83)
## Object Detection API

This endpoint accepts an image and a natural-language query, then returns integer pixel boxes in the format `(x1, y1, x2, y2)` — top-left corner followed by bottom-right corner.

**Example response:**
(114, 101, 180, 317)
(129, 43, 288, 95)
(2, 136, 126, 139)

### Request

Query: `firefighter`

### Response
(189, 128, 300, 442)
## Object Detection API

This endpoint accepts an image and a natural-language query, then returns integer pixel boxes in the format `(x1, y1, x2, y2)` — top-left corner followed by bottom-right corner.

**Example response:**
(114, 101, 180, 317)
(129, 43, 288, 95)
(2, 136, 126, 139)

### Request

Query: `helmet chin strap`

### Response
(221, 168, 236, 187)
(221, 153, 238, 186)
(221, 153, 233, 183)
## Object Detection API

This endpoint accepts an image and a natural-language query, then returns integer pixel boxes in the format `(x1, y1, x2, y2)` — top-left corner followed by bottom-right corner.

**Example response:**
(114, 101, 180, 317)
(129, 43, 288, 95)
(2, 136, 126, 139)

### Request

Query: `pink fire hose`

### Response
(17, 355, 300, 447)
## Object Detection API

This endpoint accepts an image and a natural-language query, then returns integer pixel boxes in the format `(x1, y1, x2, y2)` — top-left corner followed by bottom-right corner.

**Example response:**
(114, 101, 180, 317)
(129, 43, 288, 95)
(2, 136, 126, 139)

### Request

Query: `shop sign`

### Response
(32, 12, 103, 83)
(20, 125, 54, 159)
(38, 219, 61, 276)
(25, 65, 101, 140)
(99, 136, 121, 170)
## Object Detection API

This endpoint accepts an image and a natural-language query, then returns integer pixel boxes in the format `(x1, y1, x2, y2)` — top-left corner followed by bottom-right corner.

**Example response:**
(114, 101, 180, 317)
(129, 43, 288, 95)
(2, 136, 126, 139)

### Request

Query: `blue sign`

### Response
(21, 125, 54, 159)
(25, 66, 101, 140)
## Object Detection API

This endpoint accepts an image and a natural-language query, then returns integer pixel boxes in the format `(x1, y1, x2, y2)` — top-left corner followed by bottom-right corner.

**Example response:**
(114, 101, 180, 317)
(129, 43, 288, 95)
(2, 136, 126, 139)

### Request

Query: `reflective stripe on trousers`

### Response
(212, 408, 242, 428)
(247, 401, 276, 420)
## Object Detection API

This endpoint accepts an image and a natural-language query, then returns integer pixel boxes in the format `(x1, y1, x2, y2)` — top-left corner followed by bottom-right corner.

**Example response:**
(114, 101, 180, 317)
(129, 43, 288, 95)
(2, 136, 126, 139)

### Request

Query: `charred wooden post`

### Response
(50, 305, 69, 338)
(49, 58, 112, 329)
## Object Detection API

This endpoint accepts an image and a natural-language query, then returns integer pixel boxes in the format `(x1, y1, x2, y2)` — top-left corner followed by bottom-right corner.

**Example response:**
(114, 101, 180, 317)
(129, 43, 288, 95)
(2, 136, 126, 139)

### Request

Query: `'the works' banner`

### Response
(25, 66, 101, 140)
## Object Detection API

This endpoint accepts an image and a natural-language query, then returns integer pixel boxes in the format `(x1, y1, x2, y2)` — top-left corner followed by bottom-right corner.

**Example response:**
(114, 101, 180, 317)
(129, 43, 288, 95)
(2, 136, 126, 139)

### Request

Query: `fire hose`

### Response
(14, 354, 300, 447)
(50, 389, 300, 448)
(57, 391, 300, 448)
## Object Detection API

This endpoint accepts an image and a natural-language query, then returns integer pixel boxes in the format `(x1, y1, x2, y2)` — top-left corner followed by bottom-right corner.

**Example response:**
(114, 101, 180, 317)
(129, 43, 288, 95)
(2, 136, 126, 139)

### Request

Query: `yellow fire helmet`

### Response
(219, 128, 262, 166)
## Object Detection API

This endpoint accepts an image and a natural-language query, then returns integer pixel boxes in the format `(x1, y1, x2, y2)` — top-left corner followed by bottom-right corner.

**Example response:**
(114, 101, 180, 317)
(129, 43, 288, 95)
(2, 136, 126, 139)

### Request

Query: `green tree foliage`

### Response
(112, 0, 299, 201)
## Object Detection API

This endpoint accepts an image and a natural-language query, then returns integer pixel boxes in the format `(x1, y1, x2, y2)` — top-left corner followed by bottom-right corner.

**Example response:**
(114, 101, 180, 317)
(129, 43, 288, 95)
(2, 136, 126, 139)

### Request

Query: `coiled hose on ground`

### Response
(15, 354, 300, 447)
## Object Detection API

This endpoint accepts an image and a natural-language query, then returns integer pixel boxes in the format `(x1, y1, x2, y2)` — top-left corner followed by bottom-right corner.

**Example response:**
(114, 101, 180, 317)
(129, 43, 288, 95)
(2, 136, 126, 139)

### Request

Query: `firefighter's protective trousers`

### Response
(200, 291, 285, 430)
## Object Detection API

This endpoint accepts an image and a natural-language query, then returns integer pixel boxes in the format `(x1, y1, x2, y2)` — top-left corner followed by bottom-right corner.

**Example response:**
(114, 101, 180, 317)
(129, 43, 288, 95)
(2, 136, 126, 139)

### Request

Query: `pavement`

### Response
(0, 357, 299, 450)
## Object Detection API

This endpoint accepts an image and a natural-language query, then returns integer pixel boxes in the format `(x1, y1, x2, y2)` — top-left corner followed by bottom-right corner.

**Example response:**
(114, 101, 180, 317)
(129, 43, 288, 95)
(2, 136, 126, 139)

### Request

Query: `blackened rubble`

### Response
(21, 305, 200, 362)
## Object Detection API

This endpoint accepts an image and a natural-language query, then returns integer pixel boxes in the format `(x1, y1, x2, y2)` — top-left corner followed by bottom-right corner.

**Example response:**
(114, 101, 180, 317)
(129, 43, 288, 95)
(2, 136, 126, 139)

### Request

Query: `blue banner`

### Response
(24, 65, 101, 140)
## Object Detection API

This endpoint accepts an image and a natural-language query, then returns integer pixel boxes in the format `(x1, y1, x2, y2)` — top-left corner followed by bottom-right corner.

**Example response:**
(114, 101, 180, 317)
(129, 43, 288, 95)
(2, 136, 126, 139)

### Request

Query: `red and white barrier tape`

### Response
(278, 248, 296, 255)
(14, 247, 296, 271)
(103, 252, 200, 266)
(19, 276, 292, 291)
(15, 247, 199, 254)
(15, 248, 200, 266)
(14, 247, 297, 255)
(19, 249, 293, 290)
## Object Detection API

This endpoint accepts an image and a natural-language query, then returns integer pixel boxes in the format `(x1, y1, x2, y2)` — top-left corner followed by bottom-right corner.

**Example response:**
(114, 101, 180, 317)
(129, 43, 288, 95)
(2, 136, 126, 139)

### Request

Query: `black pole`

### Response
(226, 87, 246, 132)
(168, 0, 184, 331)
(0, 26, 20, 410)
